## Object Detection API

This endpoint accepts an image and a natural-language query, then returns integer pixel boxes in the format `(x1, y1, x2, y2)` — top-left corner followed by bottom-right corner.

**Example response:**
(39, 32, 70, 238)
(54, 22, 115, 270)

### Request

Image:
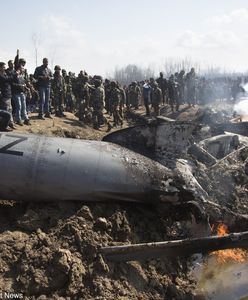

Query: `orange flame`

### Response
(211, 224, 247, 264)
(216, 224, 228, 236)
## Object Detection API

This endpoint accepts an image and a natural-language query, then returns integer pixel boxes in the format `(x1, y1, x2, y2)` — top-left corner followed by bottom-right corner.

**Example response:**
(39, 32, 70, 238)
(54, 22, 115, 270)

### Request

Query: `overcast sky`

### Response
(1, 0, 248, 75)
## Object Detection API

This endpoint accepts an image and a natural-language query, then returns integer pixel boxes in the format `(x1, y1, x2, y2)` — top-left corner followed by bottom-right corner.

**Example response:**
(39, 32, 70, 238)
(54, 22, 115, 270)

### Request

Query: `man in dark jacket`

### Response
(34, 58, 53, 119)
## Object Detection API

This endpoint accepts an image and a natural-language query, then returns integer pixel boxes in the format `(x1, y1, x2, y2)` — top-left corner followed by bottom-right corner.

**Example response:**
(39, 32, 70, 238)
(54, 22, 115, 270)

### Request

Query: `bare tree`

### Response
(112, 64, 155, 85)
(49, 45, 57, 71)
(111, 58, 247, 84)
(31, 33, 42, 67)
(162, 57, 201, 76)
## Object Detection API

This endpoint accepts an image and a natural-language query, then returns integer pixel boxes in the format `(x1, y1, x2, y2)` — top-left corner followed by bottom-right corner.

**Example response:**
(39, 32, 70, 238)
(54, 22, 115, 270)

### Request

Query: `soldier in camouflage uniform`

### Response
(168, 75, 180, 112)
(117, 81, 126, 118)
(90, 79, 105, 129)
(62, 69, 69, 110)
(74, 71, 85, 105)
(28, 74, 39, 112)
(104, 79, 111, 115)
(156, 72, 167, 105)
(152, 82, 162, 116)
(62, 69, 76, 113)
(129, 81, 141, 109)
(14, 50, 34, 114)
(52, 65, 66, 117)
(177, 70, 185, 104)
(109, 81, 123, 127)
(185, 68, 196, 107)
(78, 74, 91, 122)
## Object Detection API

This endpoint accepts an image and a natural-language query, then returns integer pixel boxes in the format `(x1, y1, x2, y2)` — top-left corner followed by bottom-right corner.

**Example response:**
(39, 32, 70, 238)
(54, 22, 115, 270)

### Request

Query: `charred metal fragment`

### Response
(101, 231, 248, 262)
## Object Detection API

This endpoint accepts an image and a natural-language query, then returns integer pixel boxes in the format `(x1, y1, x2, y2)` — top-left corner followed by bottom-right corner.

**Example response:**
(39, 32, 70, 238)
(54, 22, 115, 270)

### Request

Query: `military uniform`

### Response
(109, 81, 123, 126)
(152, 83, 162, 116)
(177, 70, 185, 104)
(128, 82, 140, 109)
(90, 80, 105, 129)
(52, 66, 66, 117)
(78, 79, 91, 122)
(65, 72, 76, 112)
(156, 72, 167, 105)
(65, 82, 76, 112)
(185, 68, 196, 106)
(104, 79, 111, 115)
(118, 84, 126, 118)
(142, 82, 151, 115)
(168, 75, 180, 112)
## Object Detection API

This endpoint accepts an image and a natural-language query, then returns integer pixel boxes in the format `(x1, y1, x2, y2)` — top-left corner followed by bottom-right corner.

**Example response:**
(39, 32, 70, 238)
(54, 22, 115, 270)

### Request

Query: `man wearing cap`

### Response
(109, 81, 123, 127)
(34, 58, 53, 119)
(52, 65, 66, 117)
(129, 81, 140, 109)
(77, 74, 91, 122)
(0, 62, 15, 129)
(6, 60, 16, 115)
(152, 82, 162, 116)
(14, 49, 29, 82)
(12, 64, 31, 126)
(90, 79, 107, 130)
(0, 61, 13, 131)
(156, 72, 167, 105)
(185, 68, 196, 107)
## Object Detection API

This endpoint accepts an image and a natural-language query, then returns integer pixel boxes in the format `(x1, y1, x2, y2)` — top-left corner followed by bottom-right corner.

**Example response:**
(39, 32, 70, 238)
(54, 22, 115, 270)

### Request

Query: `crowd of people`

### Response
(0, 50, 245, 132)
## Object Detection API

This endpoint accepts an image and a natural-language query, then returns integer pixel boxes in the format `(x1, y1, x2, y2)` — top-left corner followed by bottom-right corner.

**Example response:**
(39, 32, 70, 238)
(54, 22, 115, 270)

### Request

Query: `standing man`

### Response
(142, 80, 152, 115)
(0, 62, 15, 129)
(90, 79, 105, 130)
(168, 75, 180, 112)
(34, 58, 53, 119)
(6, 60, 16, 115)
(177, 70, 185, 105)
(14, 49, 30, 89)
(109, 81, 123, 127)
(152, 82, 162, 116)
(77, 74, 90, 122)
(156, 72, 167, 105)
(117, 82, 126, 119)
(185, 68, 196, 107)
(12, 64, 31, 125)
(129, 82, 140, 109)
(0, 62, 13, 131)
(52, 65, 66, 117)
(6, 60, 15, 76)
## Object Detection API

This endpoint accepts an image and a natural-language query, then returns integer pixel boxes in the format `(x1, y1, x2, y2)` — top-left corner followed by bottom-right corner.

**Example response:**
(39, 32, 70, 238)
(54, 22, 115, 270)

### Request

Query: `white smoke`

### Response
(242, 83, 248, 93)
(234, 83, 248, 115)
(234, 99, 248, 115)
(191, 254, 248, 300)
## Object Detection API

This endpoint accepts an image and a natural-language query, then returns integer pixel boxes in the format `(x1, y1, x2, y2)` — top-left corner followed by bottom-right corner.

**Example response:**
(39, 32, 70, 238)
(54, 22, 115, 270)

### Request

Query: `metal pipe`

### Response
(101, 231, 248, 262)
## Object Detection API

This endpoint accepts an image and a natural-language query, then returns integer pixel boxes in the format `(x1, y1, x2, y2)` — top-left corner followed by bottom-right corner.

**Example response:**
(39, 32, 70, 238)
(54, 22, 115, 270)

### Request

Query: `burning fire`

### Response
(211, 224, 247, 264)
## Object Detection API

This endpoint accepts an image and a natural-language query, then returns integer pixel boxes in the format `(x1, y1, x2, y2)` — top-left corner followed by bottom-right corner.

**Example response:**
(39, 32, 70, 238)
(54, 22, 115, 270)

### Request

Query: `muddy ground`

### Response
(0, 104, 242, 299)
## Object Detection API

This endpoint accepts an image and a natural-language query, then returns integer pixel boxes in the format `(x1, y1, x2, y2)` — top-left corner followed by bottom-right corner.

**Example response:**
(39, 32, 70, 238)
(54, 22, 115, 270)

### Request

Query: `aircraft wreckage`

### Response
(0, 117, 247, 206)
(0, 116, 248, 253)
